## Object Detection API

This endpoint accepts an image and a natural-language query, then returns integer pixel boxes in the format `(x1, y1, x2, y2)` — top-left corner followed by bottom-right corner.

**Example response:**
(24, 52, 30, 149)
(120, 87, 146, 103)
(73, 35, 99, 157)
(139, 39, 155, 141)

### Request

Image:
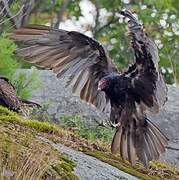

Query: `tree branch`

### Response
(0, 0, 24, 28)
(0, 0, 8, 16)
(94, 17, 118, 37)
(0, 0, 35, 29)
(92, 0, 100, 37)
(54, 0, 71, 29)
(93, 9, 118, 37)
(18, 0, 35, 27)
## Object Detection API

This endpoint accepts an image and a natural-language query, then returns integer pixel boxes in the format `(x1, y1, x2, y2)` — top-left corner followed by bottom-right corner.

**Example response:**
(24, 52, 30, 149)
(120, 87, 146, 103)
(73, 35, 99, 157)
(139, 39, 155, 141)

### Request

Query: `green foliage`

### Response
(60, 115, 113, 143)
(0, 35, 18, 78)
(1, 0, 179, 84)
(30, 103, 55, 122)
(0, 35, 42, 99)
(12, 67, 42, 99)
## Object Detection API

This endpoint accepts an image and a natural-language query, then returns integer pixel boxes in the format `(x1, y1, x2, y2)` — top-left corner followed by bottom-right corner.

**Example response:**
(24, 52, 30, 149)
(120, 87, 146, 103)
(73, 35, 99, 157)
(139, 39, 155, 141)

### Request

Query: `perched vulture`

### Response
(0, 77, 40, 116)
(12, 10, 168, 167)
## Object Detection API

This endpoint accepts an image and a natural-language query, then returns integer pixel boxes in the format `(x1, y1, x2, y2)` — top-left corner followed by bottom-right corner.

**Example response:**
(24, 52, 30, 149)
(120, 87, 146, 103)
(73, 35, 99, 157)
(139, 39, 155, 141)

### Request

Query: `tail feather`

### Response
(147, 118, 168, 145)
(143, 133, 152, 161)
(145, 131, 159, 159)
(120, 127, 128, 160)
(147, 127, 164, 154)
(127, 124, 136, 165)
(111, 127, 122, 153)
(111, 118, 168, 167)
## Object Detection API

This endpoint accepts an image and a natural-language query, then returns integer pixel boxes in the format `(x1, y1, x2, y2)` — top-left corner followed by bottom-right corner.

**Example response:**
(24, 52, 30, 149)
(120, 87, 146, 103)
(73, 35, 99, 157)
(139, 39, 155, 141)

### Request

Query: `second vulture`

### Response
(0, 77, 40, 116)
(12, 10, 168, 167)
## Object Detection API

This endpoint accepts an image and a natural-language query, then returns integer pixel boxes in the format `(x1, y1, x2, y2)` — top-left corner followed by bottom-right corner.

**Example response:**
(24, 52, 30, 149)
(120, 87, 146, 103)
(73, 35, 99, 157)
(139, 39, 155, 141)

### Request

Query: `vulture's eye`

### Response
(98, 79, 108, 91)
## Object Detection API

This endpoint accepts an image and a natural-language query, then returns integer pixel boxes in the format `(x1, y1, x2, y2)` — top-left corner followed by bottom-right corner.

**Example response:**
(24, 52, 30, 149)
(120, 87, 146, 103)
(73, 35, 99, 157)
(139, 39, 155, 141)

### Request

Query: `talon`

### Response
(111, 122, 121, 128)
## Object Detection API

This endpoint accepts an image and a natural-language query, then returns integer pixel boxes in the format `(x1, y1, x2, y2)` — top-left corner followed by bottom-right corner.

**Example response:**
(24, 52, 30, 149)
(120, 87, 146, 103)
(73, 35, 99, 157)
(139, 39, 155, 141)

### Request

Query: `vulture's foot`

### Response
(110, 122, 121, 128)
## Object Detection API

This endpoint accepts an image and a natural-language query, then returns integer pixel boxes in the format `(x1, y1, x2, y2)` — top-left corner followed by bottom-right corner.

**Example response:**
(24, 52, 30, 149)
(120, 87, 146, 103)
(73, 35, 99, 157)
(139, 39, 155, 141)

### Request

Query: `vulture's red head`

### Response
(98, 79, 108, 91)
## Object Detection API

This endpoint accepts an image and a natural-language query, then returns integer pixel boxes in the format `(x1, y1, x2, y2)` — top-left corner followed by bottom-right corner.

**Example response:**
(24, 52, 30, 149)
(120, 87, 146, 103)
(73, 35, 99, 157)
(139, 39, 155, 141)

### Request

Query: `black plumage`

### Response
(12, 10, 168, 167)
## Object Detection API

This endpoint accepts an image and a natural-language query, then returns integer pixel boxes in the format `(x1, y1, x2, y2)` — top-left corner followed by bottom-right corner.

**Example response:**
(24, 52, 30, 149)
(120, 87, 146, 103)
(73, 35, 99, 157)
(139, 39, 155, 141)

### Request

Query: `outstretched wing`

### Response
(123, 10, 167, 113)
(111, 10, 168, 166)
(12, 25, 118, 112)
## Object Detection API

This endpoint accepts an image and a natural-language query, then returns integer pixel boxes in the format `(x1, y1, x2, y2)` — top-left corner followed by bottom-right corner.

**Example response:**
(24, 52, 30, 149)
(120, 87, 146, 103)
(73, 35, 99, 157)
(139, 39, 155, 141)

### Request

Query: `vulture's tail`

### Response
(111, 117, 168, 167)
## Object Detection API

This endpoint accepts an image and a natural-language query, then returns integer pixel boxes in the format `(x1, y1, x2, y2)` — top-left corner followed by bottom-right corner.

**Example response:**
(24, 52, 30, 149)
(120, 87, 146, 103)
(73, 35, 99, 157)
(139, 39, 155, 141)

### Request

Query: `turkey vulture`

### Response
(0, 77, 40, 115)
(12, 10, 168, 167)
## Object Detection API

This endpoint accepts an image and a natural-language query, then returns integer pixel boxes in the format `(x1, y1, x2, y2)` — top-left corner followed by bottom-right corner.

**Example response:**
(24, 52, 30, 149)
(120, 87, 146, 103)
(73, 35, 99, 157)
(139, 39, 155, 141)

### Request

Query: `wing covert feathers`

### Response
(122, 10, 167, 112)
(12, 25, 118, 112)
(111, 10, 168, 167)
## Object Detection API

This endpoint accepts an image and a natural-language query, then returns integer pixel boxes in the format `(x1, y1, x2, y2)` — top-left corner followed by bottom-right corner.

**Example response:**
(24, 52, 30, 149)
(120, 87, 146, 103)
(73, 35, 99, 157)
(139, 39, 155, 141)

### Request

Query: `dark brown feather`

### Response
(12, 25, 117, 112)
(110, 10, 168, 167)
(12, 10, 168, 167)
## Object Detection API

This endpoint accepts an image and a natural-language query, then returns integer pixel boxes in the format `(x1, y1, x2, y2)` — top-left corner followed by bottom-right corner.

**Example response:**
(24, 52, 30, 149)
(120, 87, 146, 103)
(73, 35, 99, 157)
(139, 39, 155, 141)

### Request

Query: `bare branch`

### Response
(18, 0, 35, 27)
(92, 0, 100, 37)
(0, 0, 9, 16)
(54, 0, 71, 29)
(50, 0, 57, 27)
(94, 18, 118, 37)
(94, 10, 118, 37)
(0, 0, 35, 29)
(0, 0, 24, 28)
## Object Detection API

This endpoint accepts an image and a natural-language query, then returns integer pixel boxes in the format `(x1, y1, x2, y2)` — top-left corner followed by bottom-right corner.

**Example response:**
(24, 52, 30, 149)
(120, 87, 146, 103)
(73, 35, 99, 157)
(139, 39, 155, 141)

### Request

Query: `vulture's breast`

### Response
(107, 75, 131, 105)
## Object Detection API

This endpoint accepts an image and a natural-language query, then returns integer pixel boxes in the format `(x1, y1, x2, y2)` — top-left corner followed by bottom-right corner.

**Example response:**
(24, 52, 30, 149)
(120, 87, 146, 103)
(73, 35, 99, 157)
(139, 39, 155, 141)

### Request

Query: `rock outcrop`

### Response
(39, 136, 138, 180)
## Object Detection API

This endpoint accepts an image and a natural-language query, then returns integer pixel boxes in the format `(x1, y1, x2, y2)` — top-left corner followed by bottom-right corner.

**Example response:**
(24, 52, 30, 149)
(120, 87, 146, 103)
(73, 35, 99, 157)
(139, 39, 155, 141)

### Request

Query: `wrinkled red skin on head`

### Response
(98, 79, 107, 91)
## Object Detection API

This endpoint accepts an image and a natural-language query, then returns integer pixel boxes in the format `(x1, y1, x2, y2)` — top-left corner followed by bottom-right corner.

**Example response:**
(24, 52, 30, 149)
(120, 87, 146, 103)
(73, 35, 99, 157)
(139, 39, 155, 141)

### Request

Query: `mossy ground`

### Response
(0, 106, 178, 180)
(0, 106, 78, 180)
(84, 150, 179, 180)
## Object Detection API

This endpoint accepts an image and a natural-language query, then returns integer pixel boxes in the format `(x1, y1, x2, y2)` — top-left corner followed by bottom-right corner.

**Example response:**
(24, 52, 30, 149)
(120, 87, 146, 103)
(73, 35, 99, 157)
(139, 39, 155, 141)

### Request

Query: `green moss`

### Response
(149, 161, 179, 179)
(0, 106, 71, 137)
(0, 106, 17, 116)
(84, 150, 152, 180)
(51, 154, 78, 180)
(84, 150, 179, 180)
(0, 106, 78, 179)
(0, 106, 178, 180)
(60, 155, 76, 170)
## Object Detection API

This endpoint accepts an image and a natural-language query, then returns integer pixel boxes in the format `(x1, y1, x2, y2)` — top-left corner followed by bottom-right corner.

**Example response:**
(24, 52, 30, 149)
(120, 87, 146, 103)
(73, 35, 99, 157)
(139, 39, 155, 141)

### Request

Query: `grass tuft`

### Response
(0, 106, 71, 137)
(0, 106, 78, 179)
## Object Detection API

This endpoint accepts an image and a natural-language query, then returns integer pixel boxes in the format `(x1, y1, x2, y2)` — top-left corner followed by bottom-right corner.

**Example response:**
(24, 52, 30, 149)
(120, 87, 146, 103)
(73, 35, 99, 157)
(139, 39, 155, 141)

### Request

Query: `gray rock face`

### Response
(39, 136, 138, 180)
(148, 85, 179, 167)
(29, 69, 107, 123)
(28, 69, 179, 167)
